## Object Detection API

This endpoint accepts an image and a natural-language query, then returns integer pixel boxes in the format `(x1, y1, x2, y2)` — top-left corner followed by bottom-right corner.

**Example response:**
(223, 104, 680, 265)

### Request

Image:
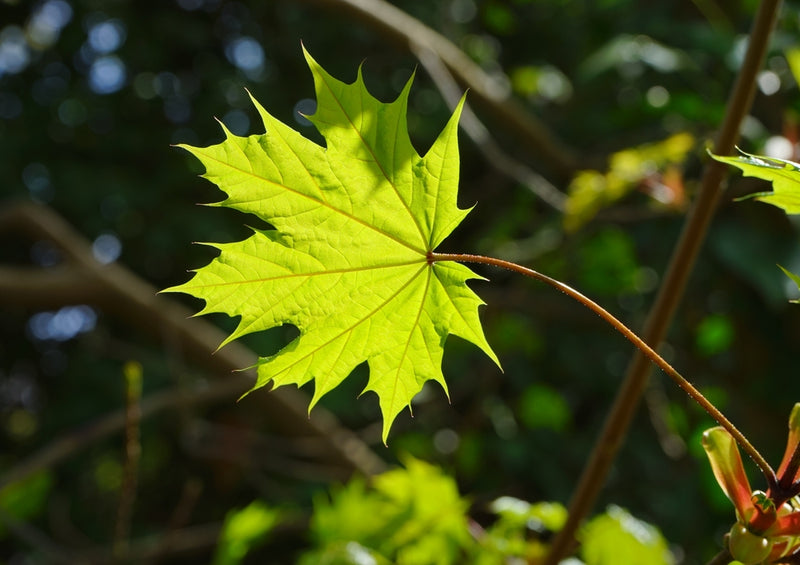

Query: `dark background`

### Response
(1, 0, 800, 562)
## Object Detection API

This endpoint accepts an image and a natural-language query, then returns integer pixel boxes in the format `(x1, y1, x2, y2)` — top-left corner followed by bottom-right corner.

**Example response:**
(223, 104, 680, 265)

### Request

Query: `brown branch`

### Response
(707, 547, 733, 565)
(144, 478, 203, 565)
(543, 1, 784, 563)
(0, 201, 387, 482)
(296, 0, 579, 179)
(0, 265, 105, 307)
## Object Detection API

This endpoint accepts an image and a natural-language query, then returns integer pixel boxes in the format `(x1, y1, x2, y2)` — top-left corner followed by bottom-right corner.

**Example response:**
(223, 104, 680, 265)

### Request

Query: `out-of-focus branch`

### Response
(0, 374, 253, 490)
(413, 45, 566, 211)
(0, 265, 105, 306)
(297, 0, 579, 179)
(0, 507, 77, 564)
(0, 201, 387, 483)
(114, 362, 143, 559)
(543, 0, 784, 563)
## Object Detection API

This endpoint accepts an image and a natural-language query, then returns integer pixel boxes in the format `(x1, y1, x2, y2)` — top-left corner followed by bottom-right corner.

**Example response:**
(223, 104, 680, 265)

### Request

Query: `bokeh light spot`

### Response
(28, 305, 97, 342)
(433, 428, 460, 454)
(88, 55, 126, 94)
(92, 233, 122, 264)
(226, 36, 264, 72)
(646, 85, 670, 108)
(757, 70, 781, 95)
(88, 19, 126, 54)
(764, 135, 794, 159)
(0, 26, 30, 76)
(222, 109, 250, 136)
(27, 0, 73, 49)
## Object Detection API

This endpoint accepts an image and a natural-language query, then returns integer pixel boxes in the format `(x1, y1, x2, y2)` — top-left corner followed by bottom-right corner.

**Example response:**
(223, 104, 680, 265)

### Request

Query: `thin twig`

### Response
(540, 1, 784, 562)
(144, 478, 203, 565)
(431, 252, 775, 482)
(114, 362, 144, 558)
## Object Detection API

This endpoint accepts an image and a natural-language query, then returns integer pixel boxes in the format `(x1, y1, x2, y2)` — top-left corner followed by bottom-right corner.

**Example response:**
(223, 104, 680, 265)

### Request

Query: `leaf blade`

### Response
(166, 49, 497, 440)
(712, 150, 800, 214)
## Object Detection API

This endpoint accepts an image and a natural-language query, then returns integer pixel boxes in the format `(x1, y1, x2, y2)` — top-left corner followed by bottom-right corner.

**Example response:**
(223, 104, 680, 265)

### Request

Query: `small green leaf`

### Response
(165, 47, 498, 442)
(711, 150, 800, 214)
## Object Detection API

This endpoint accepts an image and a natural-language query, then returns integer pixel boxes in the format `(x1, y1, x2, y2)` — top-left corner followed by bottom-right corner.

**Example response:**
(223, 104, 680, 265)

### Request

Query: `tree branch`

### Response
(543, 2, 784, 563)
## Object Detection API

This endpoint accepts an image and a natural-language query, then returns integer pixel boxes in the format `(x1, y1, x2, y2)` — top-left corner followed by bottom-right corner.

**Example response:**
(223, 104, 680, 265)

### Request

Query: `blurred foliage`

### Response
(1, 0, 800, 563)
(564, 133, 694, 231)
(580, 505, 673, 565)
(212, 500, 280, 565)
(302, 458, 472, 565)
(300, 458, 672, 565)
(0, 471, 52, 538)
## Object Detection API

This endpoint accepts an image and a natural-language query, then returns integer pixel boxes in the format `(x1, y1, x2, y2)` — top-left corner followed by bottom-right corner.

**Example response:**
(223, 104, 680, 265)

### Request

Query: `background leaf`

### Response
(580, 505, 674, 565)
(712, 151, 800, 214)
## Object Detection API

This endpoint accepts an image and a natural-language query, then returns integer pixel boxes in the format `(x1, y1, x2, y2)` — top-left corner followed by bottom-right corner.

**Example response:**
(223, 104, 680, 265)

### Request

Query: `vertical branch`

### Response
(543, 1, 783, 563)
(114, 361, 143, 559)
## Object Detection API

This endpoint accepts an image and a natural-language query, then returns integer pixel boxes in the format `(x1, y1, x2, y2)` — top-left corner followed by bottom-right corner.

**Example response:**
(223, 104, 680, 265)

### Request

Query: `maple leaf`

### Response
(711, 150, 800, 214)
(165, 47, 499, 442)
(712, 150, 800, 302)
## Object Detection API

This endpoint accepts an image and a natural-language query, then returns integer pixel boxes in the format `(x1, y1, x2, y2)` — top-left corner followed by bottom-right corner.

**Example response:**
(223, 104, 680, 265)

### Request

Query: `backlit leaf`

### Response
(712, 151, 800, 301)
(165, 47, 498, 442)
(711, 150, 800, 214)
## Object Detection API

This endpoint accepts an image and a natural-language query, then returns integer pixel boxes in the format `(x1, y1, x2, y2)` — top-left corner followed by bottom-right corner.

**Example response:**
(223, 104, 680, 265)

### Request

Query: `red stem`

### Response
(430, 252, 776, 487)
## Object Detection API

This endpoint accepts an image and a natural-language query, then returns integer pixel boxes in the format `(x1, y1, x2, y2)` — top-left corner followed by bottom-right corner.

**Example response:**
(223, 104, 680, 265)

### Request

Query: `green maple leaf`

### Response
(712, 150, 800, 302)
(165, 48, 499, 442)
(711, 150, 800, 214)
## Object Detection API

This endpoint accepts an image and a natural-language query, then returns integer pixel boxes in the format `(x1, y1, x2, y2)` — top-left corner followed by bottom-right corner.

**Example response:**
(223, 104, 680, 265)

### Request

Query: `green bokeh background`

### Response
(1, 0, 800, 562)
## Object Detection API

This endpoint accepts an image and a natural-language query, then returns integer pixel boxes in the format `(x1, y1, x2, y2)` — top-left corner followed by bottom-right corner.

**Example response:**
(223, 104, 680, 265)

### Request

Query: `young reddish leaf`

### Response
(165, 47, 499, 443)
(701, 427, 755, 522)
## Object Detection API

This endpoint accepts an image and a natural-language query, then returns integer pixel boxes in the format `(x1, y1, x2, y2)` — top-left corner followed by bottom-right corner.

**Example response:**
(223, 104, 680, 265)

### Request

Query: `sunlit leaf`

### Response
(166, 47, 498, 442)
(711, 150, 800, 214)
(712, 151, 800, 301)
(305, 457, 472, 565)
